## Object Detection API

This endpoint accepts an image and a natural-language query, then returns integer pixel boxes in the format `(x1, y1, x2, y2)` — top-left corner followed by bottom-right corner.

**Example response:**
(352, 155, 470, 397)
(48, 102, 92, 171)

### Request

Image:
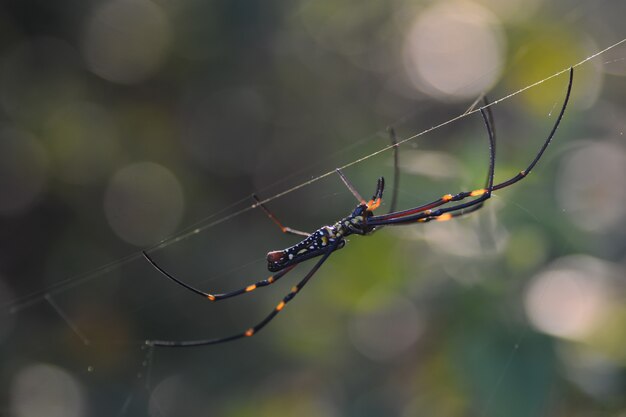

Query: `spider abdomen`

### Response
(267, 226, 345, 272)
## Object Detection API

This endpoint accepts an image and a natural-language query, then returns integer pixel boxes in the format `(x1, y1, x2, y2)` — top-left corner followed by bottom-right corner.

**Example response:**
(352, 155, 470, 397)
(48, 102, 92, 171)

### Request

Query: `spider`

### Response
(142, 68, 573, 347)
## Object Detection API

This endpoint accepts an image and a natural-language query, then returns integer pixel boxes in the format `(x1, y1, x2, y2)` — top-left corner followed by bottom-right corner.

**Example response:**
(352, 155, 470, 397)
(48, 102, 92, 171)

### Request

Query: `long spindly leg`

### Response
(142, 193, 317, 322)
(334, 126, 400, 213)
(380, 99, 489, 222)
(492, 68, 573, 191)
(336, 168, 366, 204)
(368, 67, 573, 227)
(146, 241, 340, 347)
(413, 202, 485, 223)
(143, 251, 296, 302)
(368, 98, 496, 224)
(252, 194, 310, 237)
(336, 168, 385, 212)
(369, 104, 496, 226)
(387, 126, 400, 214)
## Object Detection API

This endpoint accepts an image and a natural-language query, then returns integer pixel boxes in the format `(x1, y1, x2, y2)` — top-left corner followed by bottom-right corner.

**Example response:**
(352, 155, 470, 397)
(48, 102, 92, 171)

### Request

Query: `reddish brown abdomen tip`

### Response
(267, 251, 285, 263)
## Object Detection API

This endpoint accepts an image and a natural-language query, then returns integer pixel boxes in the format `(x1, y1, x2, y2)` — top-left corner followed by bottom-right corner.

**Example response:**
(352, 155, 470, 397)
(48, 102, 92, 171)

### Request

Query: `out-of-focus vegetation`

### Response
(0, 1, 625, 416)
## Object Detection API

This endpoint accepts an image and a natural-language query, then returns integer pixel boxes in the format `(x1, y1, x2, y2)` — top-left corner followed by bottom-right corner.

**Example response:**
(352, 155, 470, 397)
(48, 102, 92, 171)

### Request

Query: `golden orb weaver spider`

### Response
(142, 68, 573, 347)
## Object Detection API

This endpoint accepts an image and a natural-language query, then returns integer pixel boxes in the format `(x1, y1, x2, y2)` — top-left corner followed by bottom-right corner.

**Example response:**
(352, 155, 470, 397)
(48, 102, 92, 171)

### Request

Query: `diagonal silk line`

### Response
(6, 37, 626, 314)
(150, 36, 626, 251)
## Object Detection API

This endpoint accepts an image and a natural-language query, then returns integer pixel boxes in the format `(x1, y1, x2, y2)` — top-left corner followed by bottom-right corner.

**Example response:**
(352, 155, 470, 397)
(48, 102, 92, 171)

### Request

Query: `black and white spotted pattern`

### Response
(266, 204, 375, 272)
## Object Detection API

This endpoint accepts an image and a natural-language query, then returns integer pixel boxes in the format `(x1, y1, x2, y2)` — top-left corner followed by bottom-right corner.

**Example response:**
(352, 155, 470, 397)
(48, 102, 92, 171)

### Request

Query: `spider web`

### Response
(2, 3, 626, 415)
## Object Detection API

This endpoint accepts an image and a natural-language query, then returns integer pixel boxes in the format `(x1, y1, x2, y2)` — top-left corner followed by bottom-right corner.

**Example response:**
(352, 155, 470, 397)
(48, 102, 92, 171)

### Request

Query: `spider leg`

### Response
(336, 168, 366, 204)
(336, 168, 384, 212)
(387, 105, 496, 224)
(335, 126, 399, 213)
(387, 126, 400, 214)
(252, 194, 310, 237)
(146, 241, 340, 347)
(414, 202, 485, 223)
(143, 251, 296, 301)
(482, 95, 496, 186)
(493, 67, 573, 191)
(369, 104, 496, 226)
(368, 101, 495, 224)
(369, 67, 573, 226)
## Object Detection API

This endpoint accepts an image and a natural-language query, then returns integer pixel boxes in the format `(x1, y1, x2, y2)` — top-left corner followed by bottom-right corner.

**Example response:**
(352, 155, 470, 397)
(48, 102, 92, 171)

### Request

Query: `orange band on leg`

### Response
(366, 198, 381, 211)
(470, 189, 486, 197)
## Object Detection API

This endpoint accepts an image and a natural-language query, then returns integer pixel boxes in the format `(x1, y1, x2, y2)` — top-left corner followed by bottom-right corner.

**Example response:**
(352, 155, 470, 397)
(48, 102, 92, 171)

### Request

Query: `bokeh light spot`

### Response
(403, 1, 505, 100)
(10, 363, 86, 417)
(82, 0, 171, 84)
(524, 255, 617, 340)
(148, 375, 186, 417)
(104, 162, 184, 246)
(556, 141, 626, 232)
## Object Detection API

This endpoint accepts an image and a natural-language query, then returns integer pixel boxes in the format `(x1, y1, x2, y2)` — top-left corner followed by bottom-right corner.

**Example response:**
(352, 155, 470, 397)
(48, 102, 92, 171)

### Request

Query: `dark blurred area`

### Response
(0, 0, 625, 416)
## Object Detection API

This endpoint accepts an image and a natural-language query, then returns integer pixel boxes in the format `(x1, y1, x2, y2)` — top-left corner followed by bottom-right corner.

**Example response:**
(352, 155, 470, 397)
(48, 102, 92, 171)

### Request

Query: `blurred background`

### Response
(0, 0, 625, 416)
